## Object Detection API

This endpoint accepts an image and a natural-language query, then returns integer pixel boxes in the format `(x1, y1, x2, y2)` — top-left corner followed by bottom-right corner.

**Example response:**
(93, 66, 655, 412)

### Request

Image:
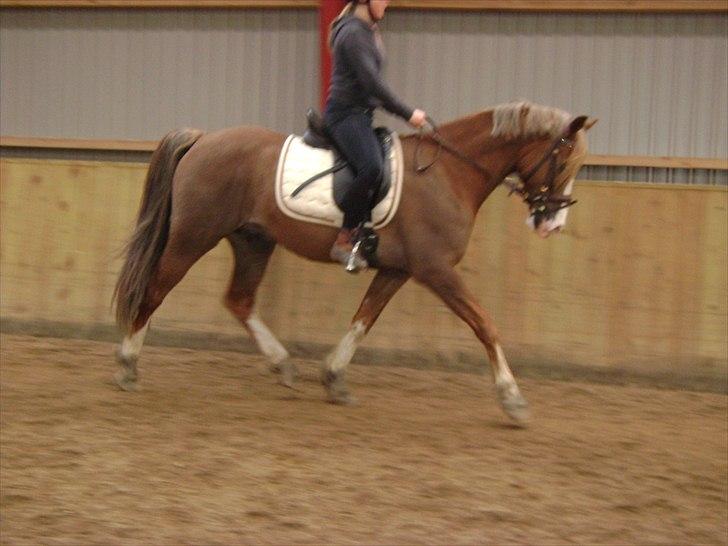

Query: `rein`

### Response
(414, 117, 577, 220)
(414, 117, 518, 194)
(415, 118, 489, 178)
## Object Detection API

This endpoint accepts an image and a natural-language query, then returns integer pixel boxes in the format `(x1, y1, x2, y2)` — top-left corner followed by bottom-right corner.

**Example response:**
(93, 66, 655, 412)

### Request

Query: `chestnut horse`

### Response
(113, 101, 595, 424)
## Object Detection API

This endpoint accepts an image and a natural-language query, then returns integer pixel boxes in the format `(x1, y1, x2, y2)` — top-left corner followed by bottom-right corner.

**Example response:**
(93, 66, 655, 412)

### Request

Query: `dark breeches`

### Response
(326, 111, 384, 229)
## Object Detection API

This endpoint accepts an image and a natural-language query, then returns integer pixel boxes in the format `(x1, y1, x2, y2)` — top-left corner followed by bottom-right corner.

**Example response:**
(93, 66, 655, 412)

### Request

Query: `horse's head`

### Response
(492, 103, 596, 238)
(515, 115, 596, 238)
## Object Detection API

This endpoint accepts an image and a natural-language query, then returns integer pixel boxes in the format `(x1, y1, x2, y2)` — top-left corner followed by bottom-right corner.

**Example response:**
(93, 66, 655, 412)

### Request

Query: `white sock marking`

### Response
(326, 320, 367, 373)
(246, 314, 289, 365)
(494, 344, 516, 386)
(121, 321, 150, 360)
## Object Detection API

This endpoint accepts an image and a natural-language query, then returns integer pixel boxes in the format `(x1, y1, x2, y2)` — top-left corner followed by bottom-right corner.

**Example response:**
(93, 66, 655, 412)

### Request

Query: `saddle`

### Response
(296, 109, 393, 211)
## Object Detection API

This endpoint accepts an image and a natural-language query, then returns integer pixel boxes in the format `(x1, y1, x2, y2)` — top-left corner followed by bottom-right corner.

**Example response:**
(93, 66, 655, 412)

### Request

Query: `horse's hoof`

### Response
(496, 382, 530, 426)
(114, 350, 139, 392)
(114, 370, 139, 392)
(277, 361, 299, 389)
(327, 391, 358, 406)
(502, 398, 530, 425)
(321, 370, 357, 406)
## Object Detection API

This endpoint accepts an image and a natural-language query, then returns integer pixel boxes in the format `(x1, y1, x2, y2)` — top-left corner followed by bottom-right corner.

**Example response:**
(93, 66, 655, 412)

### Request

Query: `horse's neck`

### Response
(438, 111, 515, 210)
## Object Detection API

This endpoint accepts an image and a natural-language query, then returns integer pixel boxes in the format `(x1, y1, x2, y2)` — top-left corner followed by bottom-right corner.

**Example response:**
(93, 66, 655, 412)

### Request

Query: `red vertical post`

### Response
(320, 0, 347, 111)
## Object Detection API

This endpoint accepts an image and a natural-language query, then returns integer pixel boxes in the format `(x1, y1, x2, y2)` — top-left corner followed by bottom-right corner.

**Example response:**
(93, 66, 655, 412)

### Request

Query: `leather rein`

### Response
(414, 117, 578, 221)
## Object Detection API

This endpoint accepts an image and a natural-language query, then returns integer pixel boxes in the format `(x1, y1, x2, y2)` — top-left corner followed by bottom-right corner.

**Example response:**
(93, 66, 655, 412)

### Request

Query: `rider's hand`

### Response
(409, 109, 427, 129)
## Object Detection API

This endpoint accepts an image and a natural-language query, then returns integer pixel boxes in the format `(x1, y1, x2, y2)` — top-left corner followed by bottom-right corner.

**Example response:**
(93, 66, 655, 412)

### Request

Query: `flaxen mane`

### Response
(491, 101, 571, 140)
(491, 101, 587, 175)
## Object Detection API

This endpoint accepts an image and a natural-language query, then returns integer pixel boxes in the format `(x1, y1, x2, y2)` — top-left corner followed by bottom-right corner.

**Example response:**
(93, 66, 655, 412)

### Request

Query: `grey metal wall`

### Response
(380, 11, 728, 185)
(382, 12, 727, 157)
(0, 8, 319, 138)
(1, 8, 726, 182)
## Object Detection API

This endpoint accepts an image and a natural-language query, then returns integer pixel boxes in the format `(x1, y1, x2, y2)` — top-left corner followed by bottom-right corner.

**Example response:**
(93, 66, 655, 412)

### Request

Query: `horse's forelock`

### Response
(491, 101, 571, 140)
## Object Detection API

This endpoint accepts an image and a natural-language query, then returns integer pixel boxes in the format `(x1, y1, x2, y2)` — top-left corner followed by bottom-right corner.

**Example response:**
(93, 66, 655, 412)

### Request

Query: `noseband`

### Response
(415, 118, 578, 225)
(515, 135, 578, 226)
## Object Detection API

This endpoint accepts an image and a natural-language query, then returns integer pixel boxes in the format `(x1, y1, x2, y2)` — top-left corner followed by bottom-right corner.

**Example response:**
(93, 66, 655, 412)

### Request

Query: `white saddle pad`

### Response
(274, 133, 404, 229)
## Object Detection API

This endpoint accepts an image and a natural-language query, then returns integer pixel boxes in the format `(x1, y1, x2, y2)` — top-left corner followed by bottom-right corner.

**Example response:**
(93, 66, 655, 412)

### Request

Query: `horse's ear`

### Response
(566, 115, 598, 135)
(583, 117, 598, 131)
(566, 115, 588, 135)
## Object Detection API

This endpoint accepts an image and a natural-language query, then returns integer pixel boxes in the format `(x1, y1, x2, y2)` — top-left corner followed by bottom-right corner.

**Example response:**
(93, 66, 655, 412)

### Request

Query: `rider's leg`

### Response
(326, 111, 384, 271)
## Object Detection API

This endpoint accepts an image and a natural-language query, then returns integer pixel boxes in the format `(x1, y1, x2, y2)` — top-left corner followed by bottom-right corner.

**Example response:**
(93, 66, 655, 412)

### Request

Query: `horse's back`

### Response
(192, 125, 286, 160)
(176, 125, 286, 181)
(167, 125, 287, 235)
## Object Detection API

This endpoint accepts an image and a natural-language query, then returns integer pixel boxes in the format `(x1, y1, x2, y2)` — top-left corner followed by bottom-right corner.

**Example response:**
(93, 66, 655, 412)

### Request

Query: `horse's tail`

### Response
(113, 128, 204, 333)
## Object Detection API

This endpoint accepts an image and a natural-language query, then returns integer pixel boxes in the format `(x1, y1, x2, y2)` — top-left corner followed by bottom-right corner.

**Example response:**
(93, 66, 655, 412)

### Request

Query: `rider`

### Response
(325, 0, 427, 271)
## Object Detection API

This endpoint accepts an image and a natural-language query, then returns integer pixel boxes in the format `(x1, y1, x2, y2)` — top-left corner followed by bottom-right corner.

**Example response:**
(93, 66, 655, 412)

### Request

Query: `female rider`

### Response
(325, 0, 427, 271)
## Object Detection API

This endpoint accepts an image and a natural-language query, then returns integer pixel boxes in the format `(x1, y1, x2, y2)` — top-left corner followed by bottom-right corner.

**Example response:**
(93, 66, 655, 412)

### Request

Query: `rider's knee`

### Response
(360, 162, 383, 185)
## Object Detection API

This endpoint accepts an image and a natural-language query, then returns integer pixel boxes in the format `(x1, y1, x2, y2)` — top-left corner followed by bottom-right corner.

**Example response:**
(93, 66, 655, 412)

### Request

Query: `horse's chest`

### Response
(405, 184, 474, 260)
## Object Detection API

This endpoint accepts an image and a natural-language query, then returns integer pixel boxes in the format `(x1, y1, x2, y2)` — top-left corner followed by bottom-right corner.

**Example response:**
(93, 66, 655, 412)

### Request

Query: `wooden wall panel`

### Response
(1, 158, 726, 378)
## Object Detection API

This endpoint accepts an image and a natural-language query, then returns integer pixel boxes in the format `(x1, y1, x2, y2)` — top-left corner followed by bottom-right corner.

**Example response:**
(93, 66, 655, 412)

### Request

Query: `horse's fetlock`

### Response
(321, 369, 341, 388)
(115, 348, 138, 370)
(321, 368, 356, 405)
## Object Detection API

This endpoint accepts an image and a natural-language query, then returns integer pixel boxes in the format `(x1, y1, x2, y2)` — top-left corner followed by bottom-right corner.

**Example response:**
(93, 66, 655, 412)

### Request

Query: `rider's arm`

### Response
(339, 24, 414, 122)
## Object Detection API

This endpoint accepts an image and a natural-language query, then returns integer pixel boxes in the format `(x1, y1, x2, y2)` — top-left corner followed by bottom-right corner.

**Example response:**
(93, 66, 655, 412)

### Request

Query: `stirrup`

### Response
(345, 240, 367, 273)
(330, 240, 368, 273)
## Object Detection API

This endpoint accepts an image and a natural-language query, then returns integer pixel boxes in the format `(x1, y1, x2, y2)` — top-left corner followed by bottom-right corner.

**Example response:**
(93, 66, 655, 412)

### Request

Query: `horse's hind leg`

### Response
(322, 268, 409, 404)
(116, 236, 216, 391)
(115, 322, 150, 390)
(224, 226, 297, 387)
(415, 265, 529, 425)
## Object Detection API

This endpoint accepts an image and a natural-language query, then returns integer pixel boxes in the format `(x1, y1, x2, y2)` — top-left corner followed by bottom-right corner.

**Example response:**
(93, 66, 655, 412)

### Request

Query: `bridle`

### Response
(517, 134, 578, 221)
(415, 117, 578, 226)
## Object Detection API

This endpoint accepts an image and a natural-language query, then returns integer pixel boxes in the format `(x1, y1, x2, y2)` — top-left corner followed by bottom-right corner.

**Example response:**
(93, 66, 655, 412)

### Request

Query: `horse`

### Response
(113, 100, 595, 425)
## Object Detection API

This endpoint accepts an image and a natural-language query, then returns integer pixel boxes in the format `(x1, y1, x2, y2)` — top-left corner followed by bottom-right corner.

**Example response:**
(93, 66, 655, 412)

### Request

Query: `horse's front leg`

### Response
(415, 265, 529, 425)
(322, 268, 409, 405)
